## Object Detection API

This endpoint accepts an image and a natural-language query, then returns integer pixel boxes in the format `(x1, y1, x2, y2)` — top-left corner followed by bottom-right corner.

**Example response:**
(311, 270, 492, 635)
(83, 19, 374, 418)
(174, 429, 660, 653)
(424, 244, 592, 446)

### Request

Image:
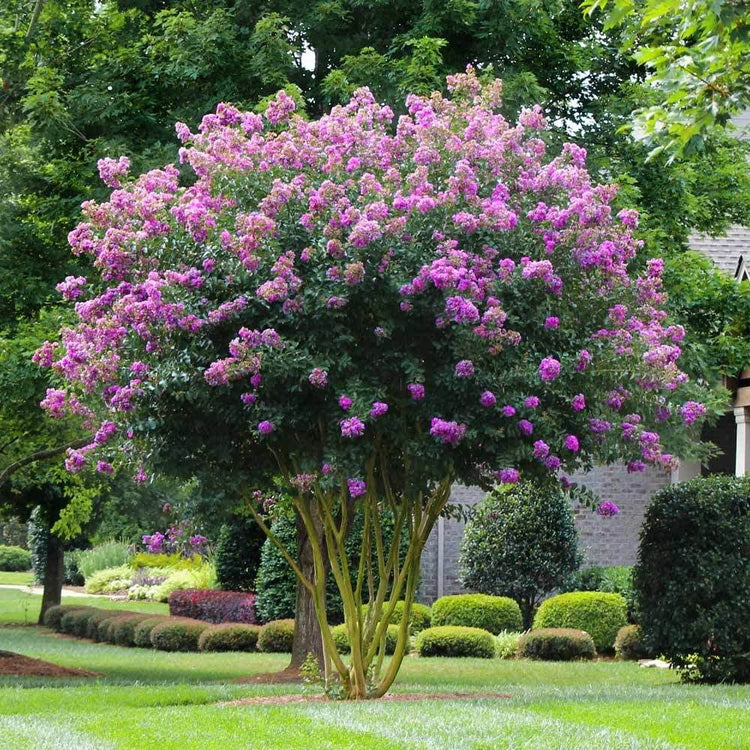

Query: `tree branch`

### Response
(0, 435, 92, 486)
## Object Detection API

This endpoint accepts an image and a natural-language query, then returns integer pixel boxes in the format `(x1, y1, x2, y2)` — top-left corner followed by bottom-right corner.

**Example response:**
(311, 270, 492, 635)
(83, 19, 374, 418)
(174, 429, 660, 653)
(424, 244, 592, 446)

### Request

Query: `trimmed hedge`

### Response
(133, 617, 169, 648)
(0, 545, 31, 571)
(86, 610, 119, 640)
(431, 594, 523, 635)
(150, 619, 211, 651)
(257, 619, 295, 652)
(362, 601, 431, 633)
(634, 476, 750, 683)
(198, 623, 261, 652)
(533, 592, 627, 652)
(518, 628, 596, 661)
(111, 614, 155, 646)
(416, 626, 496, 658)
(42, 604, 83, 631)
(615, 625, 650, 661)
(331, 623, 400, 655)
(60, 608, 97, 637)
(169, 588, 256, 625)
(96, 616, 121, 642)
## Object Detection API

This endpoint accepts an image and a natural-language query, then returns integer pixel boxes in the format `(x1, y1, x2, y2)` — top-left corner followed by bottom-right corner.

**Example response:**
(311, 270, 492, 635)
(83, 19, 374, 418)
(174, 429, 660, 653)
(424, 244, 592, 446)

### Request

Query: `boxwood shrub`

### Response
(42, 604, 83, 631)
(60, 607, 97, 637)
(150, 619, 211, 651)
(198, 623, 262, 652)
(518, 628, 595, 661)
(0, 545, 31, 571)
(615, 625, 650, 661)
(257, 619, 295, 653)
(133, 617, 170, 648)
(634, 476, 750, 683)
(331, 623, 400, 655)
(96, 616, 121, 642)
(112, 614, 155, 647)
(86, 610, 119, 640)
(533, 592, 627, 652)
(431, 594, 522, 634)
(416, 626, 496, 658)
(362, 601, 431, 633)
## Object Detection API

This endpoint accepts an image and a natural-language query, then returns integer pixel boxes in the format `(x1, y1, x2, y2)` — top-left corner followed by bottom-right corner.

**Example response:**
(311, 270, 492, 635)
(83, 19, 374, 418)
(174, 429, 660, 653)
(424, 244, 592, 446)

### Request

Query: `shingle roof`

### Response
(689, 225, 749, 277)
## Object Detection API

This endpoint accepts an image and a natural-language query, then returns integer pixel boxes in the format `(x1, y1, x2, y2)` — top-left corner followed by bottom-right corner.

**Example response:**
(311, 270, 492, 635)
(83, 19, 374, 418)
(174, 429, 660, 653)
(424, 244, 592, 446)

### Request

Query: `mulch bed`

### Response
(222, 691, 511, 707)
(236, 667, 307, 684)
(0, 650, 101, 678)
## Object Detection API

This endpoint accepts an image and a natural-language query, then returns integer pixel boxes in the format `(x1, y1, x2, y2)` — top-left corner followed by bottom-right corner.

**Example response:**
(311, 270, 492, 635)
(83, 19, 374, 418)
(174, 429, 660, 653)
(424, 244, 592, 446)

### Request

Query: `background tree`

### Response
(460, 483, 582, 629)
(584, 0, 750, 158)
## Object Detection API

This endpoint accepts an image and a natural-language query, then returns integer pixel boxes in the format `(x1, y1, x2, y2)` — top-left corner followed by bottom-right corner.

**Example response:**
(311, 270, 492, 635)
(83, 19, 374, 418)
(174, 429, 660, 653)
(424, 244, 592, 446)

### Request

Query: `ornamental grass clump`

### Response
(38, 67, 711, 698)
(431, 594, 523, 634)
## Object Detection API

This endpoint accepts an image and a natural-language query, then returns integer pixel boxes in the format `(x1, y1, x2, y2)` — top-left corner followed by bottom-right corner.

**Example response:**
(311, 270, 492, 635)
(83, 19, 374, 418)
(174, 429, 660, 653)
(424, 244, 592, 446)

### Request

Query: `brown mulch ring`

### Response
(221, 691, 511, 707)
(236, 667, 307, 684)
(0, 650, 101, 678)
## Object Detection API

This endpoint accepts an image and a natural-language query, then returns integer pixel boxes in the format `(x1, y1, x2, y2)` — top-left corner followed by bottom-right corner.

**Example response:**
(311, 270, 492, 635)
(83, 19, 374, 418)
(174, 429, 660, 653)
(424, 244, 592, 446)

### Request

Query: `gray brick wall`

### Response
(417, 464, 670, 604)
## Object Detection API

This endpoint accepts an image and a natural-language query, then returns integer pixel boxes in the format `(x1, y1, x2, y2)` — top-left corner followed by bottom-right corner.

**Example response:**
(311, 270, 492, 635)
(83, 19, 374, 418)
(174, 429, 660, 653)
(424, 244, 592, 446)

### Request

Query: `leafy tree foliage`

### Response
(460, 483, 582, 628)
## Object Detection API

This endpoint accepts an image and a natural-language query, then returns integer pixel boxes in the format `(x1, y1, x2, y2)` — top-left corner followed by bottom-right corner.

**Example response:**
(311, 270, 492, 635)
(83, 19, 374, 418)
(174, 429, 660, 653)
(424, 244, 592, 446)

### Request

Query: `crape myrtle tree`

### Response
(37, 69, 712, 699)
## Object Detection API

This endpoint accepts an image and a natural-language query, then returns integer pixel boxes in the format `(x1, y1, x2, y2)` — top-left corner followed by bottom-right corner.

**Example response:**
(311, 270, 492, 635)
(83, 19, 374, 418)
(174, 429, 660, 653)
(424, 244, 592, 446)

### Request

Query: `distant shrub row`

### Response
(42, 604, 290, 654)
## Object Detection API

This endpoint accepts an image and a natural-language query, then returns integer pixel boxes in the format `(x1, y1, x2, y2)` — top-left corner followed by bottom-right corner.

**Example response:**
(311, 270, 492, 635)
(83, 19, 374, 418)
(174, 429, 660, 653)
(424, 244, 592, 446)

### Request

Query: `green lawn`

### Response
(0, 591, 748, 749)
(0, 570, 34, 586)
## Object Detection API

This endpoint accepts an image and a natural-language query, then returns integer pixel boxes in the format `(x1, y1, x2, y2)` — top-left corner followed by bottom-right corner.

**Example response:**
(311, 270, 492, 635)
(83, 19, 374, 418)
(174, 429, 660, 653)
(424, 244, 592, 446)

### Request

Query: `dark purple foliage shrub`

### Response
(168, 588, 256, 624)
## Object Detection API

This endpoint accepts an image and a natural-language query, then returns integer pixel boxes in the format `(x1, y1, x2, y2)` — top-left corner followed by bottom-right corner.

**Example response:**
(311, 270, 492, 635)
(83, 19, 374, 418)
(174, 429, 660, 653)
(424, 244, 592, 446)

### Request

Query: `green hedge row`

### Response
(42, 605, 289, 653)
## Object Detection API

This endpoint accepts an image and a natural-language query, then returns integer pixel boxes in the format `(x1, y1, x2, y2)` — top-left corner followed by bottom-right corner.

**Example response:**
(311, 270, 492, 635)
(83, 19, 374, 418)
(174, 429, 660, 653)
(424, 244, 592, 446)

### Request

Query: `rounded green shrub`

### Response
(198, 623, 261, 652)
(86, 610, 118, 640)
(460, 483, 582, 628)
(111, 614, 155, 646)
(133, 617, 169, 648)
(416, 626, 496, 658)
(362, 601, 431, 633)
(533, 592, 627, 652)
(0, 545, 31, 571)
(615, 625, 650, 661)
(634, 476, 750, 683)
(431, 594, 522, 635)
(95, 616, 121, 642)
(42, 604, 83, 631)
(257, 619, 295, 653)
(518, 628, 596, 661)
(60, 607, 97, 636)
(150, 619, 210, 651)
(331, 623, 401, 655)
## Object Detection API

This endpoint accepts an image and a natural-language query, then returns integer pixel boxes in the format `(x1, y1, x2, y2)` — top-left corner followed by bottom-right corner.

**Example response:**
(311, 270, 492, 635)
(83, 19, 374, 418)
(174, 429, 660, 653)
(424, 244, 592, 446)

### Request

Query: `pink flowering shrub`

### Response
(37, 67, 710, 698)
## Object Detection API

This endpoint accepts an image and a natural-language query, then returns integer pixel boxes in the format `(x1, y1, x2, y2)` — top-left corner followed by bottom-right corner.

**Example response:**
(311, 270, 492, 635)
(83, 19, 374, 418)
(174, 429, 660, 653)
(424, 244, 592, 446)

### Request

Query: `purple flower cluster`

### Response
(597, 501, 620, 517)
(538, 357, 561, 382)
(370, 402, 389, 418)
(429, 418, 467, 446)
(308, 368, 328, 388)
(347, 478, 367, 498)
(679, 401, 706, 425)
(455, 360, 475, 378)
(340, 416, 365, 438)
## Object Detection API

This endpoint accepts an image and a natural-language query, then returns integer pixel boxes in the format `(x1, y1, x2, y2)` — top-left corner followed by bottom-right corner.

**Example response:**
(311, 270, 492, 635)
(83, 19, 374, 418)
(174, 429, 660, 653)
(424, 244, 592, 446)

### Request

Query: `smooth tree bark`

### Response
(288, 514, 326, 672)
(38, 533, 64, 624)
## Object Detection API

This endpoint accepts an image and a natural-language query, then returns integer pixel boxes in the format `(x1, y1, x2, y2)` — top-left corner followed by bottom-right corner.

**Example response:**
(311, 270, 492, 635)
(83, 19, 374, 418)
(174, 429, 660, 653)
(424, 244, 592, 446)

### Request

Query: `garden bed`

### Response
(0, 649, 100, 678)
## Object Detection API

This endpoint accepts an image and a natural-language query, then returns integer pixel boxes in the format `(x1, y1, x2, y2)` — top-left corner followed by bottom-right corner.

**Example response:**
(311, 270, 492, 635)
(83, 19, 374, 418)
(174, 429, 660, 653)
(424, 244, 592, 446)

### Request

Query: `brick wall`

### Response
(417, 464, 670, 604)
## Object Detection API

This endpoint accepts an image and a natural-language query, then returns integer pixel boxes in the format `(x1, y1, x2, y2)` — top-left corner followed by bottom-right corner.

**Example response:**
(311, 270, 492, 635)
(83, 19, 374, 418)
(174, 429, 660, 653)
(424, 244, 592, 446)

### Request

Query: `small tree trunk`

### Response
(287, 514, 326, 672)
(38, 534, 64, 624)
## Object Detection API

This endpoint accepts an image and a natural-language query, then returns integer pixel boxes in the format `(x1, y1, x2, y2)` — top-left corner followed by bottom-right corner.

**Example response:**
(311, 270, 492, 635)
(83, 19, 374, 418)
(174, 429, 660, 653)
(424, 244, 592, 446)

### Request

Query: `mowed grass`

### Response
(0, 590, 748, 749)
(0, 588, 167, 626)
(0, 571, 34, 586)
